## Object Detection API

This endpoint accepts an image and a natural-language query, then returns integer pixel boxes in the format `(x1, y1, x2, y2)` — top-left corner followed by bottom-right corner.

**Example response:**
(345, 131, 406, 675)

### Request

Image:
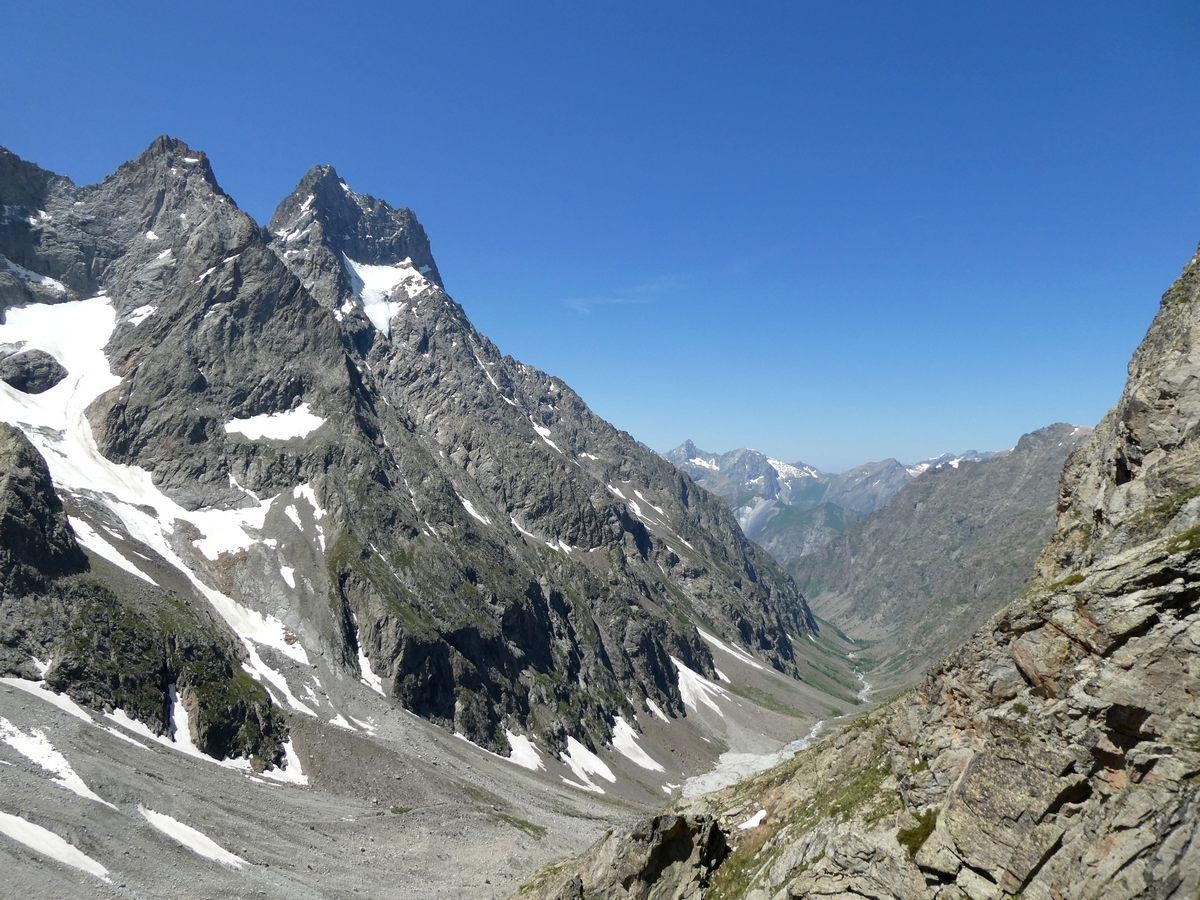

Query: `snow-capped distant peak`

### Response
(767, 458, 819, 480)
(689, 456, 719, 471)
(906, 450, 994, 477)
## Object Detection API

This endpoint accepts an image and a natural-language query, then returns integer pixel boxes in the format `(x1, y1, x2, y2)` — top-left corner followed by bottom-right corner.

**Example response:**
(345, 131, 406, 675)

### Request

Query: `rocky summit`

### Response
(523, 246, 1200, 898)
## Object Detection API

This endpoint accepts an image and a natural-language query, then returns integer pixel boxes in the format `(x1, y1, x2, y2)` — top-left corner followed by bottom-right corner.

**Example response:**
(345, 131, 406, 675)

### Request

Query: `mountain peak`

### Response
(269, 167, 442, 286)
(671, 439, 704, 457)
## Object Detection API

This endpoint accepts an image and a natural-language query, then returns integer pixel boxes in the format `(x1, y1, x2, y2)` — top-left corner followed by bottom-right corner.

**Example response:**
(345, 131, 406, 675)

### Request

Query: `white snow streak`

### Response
(457, 493, 492, 526)
(670, 657, 729, 716)
(0, 718, 115, 807)
(645, 698, 670, 723)
(352, 614, 385, 696)
(0, 811, 111, 881)
(610, 716, 664, 772)
(696, 628, 765, 671)
(67, 516, 157, 584)
(559, 736, 616, 794)
(138, 806, 245, 867)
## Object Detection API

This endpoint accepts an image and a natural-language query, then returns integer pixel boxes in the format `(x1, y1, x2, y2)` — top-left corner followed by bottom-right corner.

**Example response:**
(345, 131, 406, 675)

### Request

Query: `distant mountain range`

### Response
(792, 422, 1091, 685)
(664, 441, 996, 565)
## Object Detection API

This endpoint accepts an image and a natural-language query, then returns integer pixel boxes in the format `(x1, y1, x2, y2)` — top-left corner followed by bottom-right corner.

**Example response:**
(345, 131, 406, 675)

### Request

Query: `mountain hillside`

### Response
(0, 132, 868, 812)
(523, 248, 1200, 898)
(794, 422, 1091, 686)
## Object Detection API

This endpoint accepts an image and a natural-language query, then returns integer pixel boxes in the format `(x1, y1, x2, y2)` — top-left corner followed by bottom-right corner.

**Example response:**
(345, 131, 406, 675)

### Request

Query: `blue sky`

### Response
(3, 2, 1198, 470)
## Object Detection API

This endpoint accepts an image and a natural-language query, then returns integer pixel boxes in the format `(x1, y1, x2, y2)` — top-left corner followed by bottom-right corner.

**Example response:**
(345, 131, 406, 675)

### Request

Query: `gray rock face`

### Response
(1037, 246, 1200, 583)
(524, 247, 1200, 898)
(0, 423, 86, 592)
(0, 137, 820, 767)
(795, 422, 1091, 685)
(537, 814, 729, 900)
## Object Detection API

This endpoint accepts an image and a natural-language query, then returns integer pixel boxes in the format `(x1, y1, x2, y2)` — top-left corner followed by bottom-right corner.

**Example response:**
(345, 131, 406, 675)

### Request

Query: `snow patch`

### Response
(224, 402, 325, 441)
(68, 516, 157, 584)
(457, 493, 492, 526)
(767, 458, 818, 480)
(125, 304, 157, 326)
(1, 677, 94, 724)
(670, 657, 729, 716)
(560, 736, 616, 794)
(352, 613, 386, 696)
(257, 738, 308, 785)
(341, 254, 430, 337)
(738, 809, 767, 830)
(0, 718, 115, 807)
(138, 806, 245, 868)
(696, 629, 765, 671)
(506, 731, 544, 771)
(0, 811, 110, 882)
(0, 256, 67, 295)
(633, 490, 666, 517)
(531, 419, 562, 454)
(610, 716, 664, 772)
(645, 698, 670, 723)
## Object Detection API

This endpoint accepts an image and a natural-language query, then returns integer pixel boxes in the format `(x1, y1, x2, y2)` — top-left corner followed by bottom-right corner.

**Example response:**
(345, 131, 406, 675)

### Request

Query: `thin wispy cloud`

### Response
(563, 272, 690, 314)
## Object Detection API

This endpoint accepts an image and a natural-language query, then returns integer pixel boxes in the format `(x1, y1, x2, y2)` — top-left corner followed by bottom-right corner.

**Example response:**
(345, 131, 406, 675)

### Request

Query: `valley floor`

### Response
(0, 625, 865, 897)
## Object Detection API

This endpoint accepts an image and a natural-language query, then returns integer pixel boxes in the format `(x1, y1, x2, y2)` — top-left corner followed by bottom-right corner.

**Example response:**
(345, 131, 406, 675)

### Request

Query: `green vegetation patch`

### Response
(1166, 523, 1200, 556)
(897, 808, 939, 858)
(492, 812, 547, 838)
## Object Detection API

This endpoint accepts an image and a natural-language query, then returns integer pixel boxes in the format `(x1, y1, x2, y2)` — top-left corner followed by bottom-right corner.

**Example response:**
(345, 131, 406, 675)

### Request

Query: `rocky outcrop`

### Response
(522, 248, 1200, 898)
(0, 347, 67, 393)
(527, 814, 729, 900)
(0, 424, 286, 765)
(796, 422, 1090, 685)
(0, 422, 86, 592)
(1037, 246, 1200, 583)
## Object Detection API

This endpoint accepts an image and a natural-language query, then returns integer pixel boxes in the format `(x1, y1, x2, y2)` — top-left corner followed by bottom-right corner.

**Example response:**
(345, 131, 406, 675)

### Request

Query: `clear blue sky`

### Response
(4, 2, 1198, 470)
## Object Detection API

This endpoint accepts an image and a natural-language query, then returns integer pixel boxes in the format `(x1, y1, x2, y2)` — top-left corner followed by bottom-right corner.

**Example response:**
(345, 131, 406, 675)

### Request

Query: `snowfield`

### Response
(610, 716, 664, 772)
(341, 254, 431, 336)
